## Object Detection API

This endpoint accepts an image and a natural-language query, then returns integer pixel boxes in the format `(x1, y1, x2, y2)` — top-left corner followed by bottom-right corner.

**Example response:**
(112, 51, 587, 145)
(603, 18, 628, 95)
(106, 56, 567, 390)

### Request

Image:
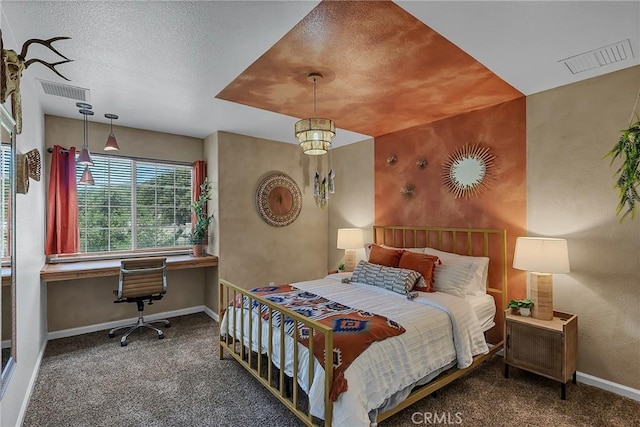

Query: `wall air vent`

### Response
(38, 79, 90, 101)
(559, 39, 634, 74)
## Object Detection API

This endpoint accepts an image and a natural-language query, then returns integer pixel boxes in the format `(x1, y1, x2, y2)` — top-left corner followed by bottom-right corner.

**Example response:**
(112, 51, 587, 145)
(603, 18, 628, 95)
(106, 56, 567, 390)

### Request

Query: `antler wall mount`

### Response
(1, 29, 72, 134)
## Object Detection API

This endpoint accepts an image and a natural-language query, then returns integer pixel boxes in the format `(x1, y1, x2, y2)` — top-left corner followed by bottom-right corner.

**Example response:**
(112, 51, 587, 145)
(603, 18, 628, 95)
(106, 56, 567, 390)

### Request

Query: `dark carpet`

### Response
(23, 313, 639, 427)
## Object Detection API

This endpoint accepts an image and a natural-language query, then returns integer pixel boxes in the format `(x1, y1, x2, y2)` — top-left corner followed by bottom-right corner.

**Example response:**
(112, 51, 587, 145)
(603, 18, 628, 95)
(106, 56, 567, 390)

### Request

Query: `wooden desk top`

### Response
(40, 254, 218, 282)
(2, 266, 10, 286)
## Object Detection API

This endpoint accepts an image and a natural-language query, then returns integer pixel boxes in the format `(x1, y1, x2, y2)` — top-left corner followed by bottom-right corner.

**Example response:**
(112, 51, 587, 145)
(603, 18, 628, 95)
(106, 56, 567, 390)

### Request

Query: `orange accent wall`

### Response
(375, 97, 527, 306)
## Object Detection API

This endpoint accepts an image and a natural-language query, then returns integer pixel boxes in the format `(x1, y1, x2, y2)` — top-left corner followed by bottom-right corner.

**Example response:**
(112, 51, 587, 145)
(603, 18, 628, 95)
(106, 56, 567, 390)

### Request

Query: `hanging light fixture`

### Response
(76, 102, 95, 185)
(103, 113, 120, 151)
(79, 165, 95, 185)
(76, 102, 94, 166)
(295, 72, 335, 155)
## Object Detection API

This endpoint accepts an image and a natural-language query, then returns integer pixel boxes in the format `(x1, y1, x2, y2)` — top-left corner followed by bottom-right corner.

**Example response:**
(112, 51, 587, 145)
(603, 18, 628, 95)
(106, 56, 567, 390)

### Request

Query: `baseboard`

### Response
(47, 306, 207, 341)
(576, 371, 640, 401)
(16, 339, 47, 427)
(494, 351, 639, 401)
(203, 305, 219, 322)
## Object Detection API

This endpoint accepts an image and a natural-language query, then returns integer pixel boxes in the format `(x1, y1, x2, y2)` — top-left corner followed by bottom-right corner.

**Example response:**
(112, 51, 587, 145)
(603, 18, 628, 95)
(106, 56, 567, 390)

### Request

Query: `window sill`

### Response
(47, 248, 192, 264)
(41, 253, 218, 282)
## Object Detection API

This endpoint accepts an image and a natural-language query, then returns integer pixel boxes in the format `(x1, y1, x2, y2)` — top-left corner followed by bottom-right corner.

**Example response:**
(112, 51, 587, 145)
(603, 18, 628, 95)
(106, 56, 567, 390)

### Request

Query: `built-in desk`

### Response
(40, 254, 218, 282)
(41, 254, 219, 335)
(2, 267, 10, 286)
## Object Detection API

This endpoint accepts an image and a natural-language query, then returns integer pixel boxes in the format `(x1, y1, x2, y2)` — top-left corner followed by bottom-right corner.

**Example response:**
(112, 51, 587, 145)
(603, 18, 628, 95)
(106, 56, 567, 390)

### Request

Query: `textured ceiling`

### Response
(217, 1, 523, 137)
(1, 1, 638, 146)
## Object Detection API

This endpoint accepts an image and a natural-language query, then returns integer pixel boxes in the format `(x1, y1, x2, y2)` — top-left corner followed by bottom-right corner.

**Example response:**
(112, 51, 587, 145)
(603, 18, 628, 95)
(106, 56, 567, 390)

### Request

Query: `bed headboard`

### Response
(373, 225, 507, 343)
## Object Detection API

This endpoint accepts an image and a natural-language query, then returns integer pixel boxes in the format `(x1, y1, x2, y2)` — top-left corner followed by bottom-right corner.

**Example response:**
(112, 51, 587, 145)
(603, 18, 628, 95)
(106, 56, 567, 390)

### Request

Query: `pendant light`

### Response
(76, 102, 94, 166)
(104, 113, 120, 151)
(79, 165, 95, 185)
(76, 102, 95, 185)
(295, 72, 335, 155)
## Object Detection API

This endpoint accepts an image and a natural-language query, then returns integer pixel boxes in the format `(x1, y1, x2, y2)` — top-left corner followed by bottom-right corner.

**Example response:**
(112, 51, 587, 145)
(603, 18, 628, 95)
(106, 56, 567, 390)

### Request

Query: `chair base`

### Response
(109, 311, 170, 346)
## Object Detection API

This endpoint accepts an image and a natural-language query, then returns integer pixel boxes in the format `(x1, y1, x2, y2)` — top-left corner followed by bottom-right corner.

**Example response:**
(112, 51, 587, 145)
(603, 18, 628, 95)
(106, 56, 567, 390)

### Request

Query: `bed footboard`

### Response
(219, 279, 334, 427)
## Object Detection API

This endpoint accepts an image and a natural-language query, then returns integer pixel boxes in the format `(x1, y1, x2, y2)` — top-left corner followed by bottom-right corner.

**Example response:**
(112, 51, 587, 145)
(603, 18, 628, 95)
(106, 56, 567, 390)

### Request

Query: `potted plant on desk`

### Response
(189, 178, 214, 257)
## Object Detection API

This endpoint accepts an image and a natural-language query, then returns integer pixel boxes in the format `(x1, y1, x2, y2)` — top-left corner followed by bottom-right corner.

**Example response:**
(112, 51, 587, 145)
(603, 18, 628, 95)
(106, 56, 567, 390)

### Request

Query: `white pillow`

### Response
(423, 247, 489, 295)
(430, 257, 474, 298)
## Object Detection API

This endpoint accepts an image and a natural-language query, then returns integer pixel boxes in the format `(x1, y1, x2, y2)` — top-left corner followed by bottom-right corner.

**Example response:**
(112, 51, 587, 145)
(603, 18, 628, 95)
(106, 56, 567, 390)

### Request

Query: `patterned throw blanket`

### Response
(238, 284, 405, 401)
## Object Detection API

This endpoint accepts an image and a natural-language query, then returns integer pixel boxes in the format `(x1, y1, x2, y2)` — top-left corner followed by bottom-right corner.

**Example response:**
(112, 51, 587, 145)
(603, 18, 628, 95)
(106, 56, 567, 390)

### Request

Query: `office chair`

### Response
(108, 257, 170, 346)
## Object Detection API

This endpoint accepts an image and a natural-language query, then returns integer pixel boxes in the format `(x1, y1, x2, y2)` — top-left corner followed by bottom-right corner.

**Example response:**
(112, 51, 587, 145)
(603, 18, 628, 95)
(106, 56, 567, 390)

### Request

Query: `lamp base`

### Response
(531, 272, 553, 320)
(344, 249, 357, 272)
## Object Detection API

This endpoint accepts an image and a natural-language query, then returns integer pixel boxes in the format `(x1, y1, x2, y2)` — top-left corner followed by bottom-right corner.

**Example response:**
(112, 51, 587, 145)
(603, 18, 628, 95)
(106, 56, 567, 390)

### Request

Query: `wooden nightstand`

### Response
(504, 309, 578, 399)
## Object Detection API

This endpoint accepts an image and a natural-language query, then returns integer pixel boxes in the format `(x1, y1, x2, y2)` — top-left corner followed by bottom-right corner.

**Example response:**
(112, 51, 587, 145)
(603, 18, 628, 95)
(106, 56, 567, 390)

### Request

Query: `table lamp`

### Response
(337, 228, 363, 272)
(513, 237, 570, 320)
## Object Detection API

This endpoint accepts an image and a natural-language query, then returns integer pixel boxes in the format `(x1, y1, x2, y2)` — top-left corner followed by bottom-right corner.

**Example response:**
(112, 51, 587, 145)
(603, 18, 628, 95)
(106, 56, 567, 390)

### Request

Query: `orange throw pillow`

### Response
(368, 244, 403, 268)
(398, 251, 440, 292)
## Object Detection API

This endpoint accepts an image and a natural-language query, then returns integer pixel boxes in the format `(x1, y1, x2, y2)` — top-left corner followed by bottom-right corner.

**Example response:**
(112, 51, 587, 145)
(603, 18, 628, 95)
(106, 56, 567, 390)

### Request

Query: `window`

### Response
(75, 154, 192, 253)
(1, 144, 10, 258)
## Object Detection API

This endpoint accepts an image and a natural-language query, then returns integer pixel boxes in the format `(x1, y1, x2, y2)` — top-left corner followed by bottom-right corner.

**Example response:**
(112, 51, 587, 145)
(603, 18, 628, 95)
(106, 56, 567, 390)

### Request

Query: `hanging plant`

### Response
(605, 112, 639, 222)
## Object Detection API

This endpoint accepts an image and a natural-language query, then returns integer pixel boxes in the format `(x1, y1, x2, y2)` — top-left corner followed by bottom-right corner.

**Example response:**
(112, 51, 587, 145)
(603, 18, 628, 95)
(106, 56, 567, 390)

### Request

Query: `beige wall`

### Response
(203, 131, 219, 311)
(47, 270, 205, 331)
(527, 65, 640, 389)
(328, 138, 375, 271)
(44, 115, 210, 332)
(0, 32, 48, 424)
(45, 115, 203, 163)
(213, 131, 328, 297)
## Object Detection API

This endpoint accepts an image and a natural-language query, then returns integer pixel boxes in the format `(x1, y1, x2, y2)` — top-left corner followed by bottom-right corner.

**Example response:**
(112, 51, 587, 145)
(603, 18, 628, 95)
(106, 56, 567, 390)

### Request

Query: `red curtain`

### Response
(45, 145, 79, 255)
(192, 160, 207, 226)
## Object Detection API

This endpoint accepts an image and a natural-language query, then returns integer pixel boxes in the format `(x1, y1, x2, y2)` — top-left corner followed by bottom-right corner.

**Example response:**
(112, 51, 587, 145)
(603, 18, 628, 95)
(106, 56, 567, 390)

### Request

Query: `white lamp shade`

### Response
(337, 228, 363, 249)
(513, 237, 570, 273)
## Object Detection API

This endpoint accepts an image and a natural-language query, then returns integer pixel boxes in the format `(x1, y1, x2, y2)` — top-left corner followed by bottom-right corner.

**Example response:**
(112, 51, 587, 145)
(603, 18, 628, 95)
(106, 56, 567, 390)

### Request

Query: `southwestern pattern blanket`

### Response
(237, 284, 406, 401)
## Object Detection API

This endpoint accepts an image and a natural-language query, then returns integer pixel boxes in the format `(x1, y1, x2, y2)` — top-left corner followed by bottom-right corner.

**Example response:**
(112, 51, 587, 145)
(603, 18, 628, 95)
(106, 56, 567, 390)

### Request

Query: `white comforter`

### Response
(220, 274, 488, 427)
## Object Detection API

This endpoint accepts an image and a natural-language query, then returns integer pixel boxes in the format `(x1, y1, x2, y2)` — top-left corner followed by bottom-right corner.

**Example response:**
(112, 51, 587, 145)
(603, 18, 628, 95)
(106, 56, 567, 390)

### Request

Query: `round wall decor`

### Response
(255, 173, 302, 227)
(441, 143, 495, 199)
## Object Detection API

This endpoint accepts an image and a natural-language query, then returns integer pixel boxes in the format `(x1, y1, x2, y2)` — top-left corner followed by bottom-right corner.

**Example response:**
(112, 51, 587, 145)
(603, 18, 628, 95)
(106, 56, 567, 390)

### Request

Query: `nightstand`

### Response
(503, 309, 578, 399)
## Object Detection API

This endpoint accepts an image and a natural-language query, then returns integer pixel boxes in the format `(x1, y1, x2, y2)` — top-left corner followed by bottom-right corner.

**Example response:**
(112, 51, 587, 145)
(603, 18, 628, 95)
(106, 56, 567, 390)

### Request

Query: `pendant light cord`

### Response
(83, 113, 87, 149)
(313, 76, 317, 117)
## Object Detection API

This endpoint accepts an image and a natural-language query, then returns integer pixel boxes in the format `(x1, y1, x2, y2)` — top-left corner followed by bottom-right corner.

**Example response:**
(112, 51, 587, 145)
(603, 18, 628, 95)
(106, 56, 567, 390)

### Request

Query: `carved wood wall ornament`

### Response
(255, 173, 302, 227)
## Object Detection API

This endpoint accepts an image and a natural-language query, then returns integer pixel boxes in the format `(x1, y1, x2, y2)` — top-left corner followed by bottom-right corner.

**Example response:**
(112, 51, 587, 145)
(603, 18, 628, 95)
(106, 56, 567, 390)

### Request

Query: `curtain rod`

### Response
(46, 147, 194, 167)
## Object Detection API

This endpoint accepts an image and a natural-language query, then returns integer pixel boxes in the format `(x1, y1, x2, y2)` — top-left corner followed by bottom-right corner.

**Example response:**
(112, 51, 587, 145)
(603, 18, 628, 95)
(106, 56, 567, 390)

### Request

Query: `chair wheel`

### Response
(165, 323, 171, 328)
(121, 341, 128, 347)
(158, 333, 164, 340)
(109, 333, 115, 338)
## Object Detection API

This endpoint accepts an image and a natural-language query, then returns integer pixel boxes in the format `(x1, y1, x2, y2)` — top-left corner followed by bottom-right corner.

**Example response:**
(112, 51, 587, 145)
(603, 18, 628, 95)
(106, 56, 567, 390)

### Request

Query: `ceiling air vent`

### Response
(38, 79, 90, 101)
(559, 39, 634, 74)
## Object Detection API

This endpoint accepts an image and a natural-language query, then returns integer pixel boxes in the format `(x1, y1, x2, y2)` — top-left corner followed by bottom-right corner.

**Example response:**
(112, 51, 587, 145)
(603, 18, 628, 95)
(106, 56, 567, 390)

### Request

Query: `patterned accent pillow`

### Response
(398, 251, 441, 292)
(368, 244, 403, 268)
(351, 260, 422, 295)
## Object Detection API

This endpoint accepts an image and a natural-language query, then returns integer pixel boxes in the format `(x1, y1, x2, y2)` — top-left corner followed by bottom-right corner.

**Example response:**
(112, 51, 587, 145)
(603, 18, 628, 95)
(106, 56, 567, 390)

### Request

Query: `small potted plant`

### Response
(337, 263, 345, 273)
(189, 178, 214, 257)
(508, 299, 533, 317)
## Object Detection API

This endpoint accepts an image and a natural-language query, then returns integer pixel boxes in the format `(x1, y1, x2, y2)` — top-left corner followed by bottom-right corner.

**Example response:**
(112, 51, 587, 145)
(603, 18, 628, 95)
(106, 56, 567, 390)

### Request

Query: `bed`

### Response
(219, 226, 507, 426)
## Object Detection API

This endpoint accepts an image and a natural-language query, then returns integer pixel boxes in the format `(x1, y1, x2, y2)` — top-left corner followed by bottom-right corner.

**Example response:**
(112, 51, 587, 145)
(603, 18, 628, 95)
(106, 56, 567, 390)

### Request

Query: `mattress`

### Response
(467, 292, 497, 331)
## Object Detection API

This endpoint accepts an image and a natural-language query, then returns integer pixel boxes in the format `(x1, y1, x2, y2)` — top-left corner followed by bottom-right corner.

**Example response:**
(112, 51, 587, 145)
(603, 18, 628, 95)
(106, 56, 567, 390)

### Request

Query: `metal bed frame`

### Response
(219, 225, 508, 426)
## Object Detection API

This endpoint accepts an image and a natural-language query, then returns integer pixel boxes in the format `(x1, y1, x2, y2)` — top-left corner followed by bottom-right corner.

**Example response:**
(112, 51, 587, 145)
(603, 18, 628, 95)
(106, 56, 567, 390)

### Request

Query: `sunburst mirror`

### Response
(442, 143, 495, 199)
